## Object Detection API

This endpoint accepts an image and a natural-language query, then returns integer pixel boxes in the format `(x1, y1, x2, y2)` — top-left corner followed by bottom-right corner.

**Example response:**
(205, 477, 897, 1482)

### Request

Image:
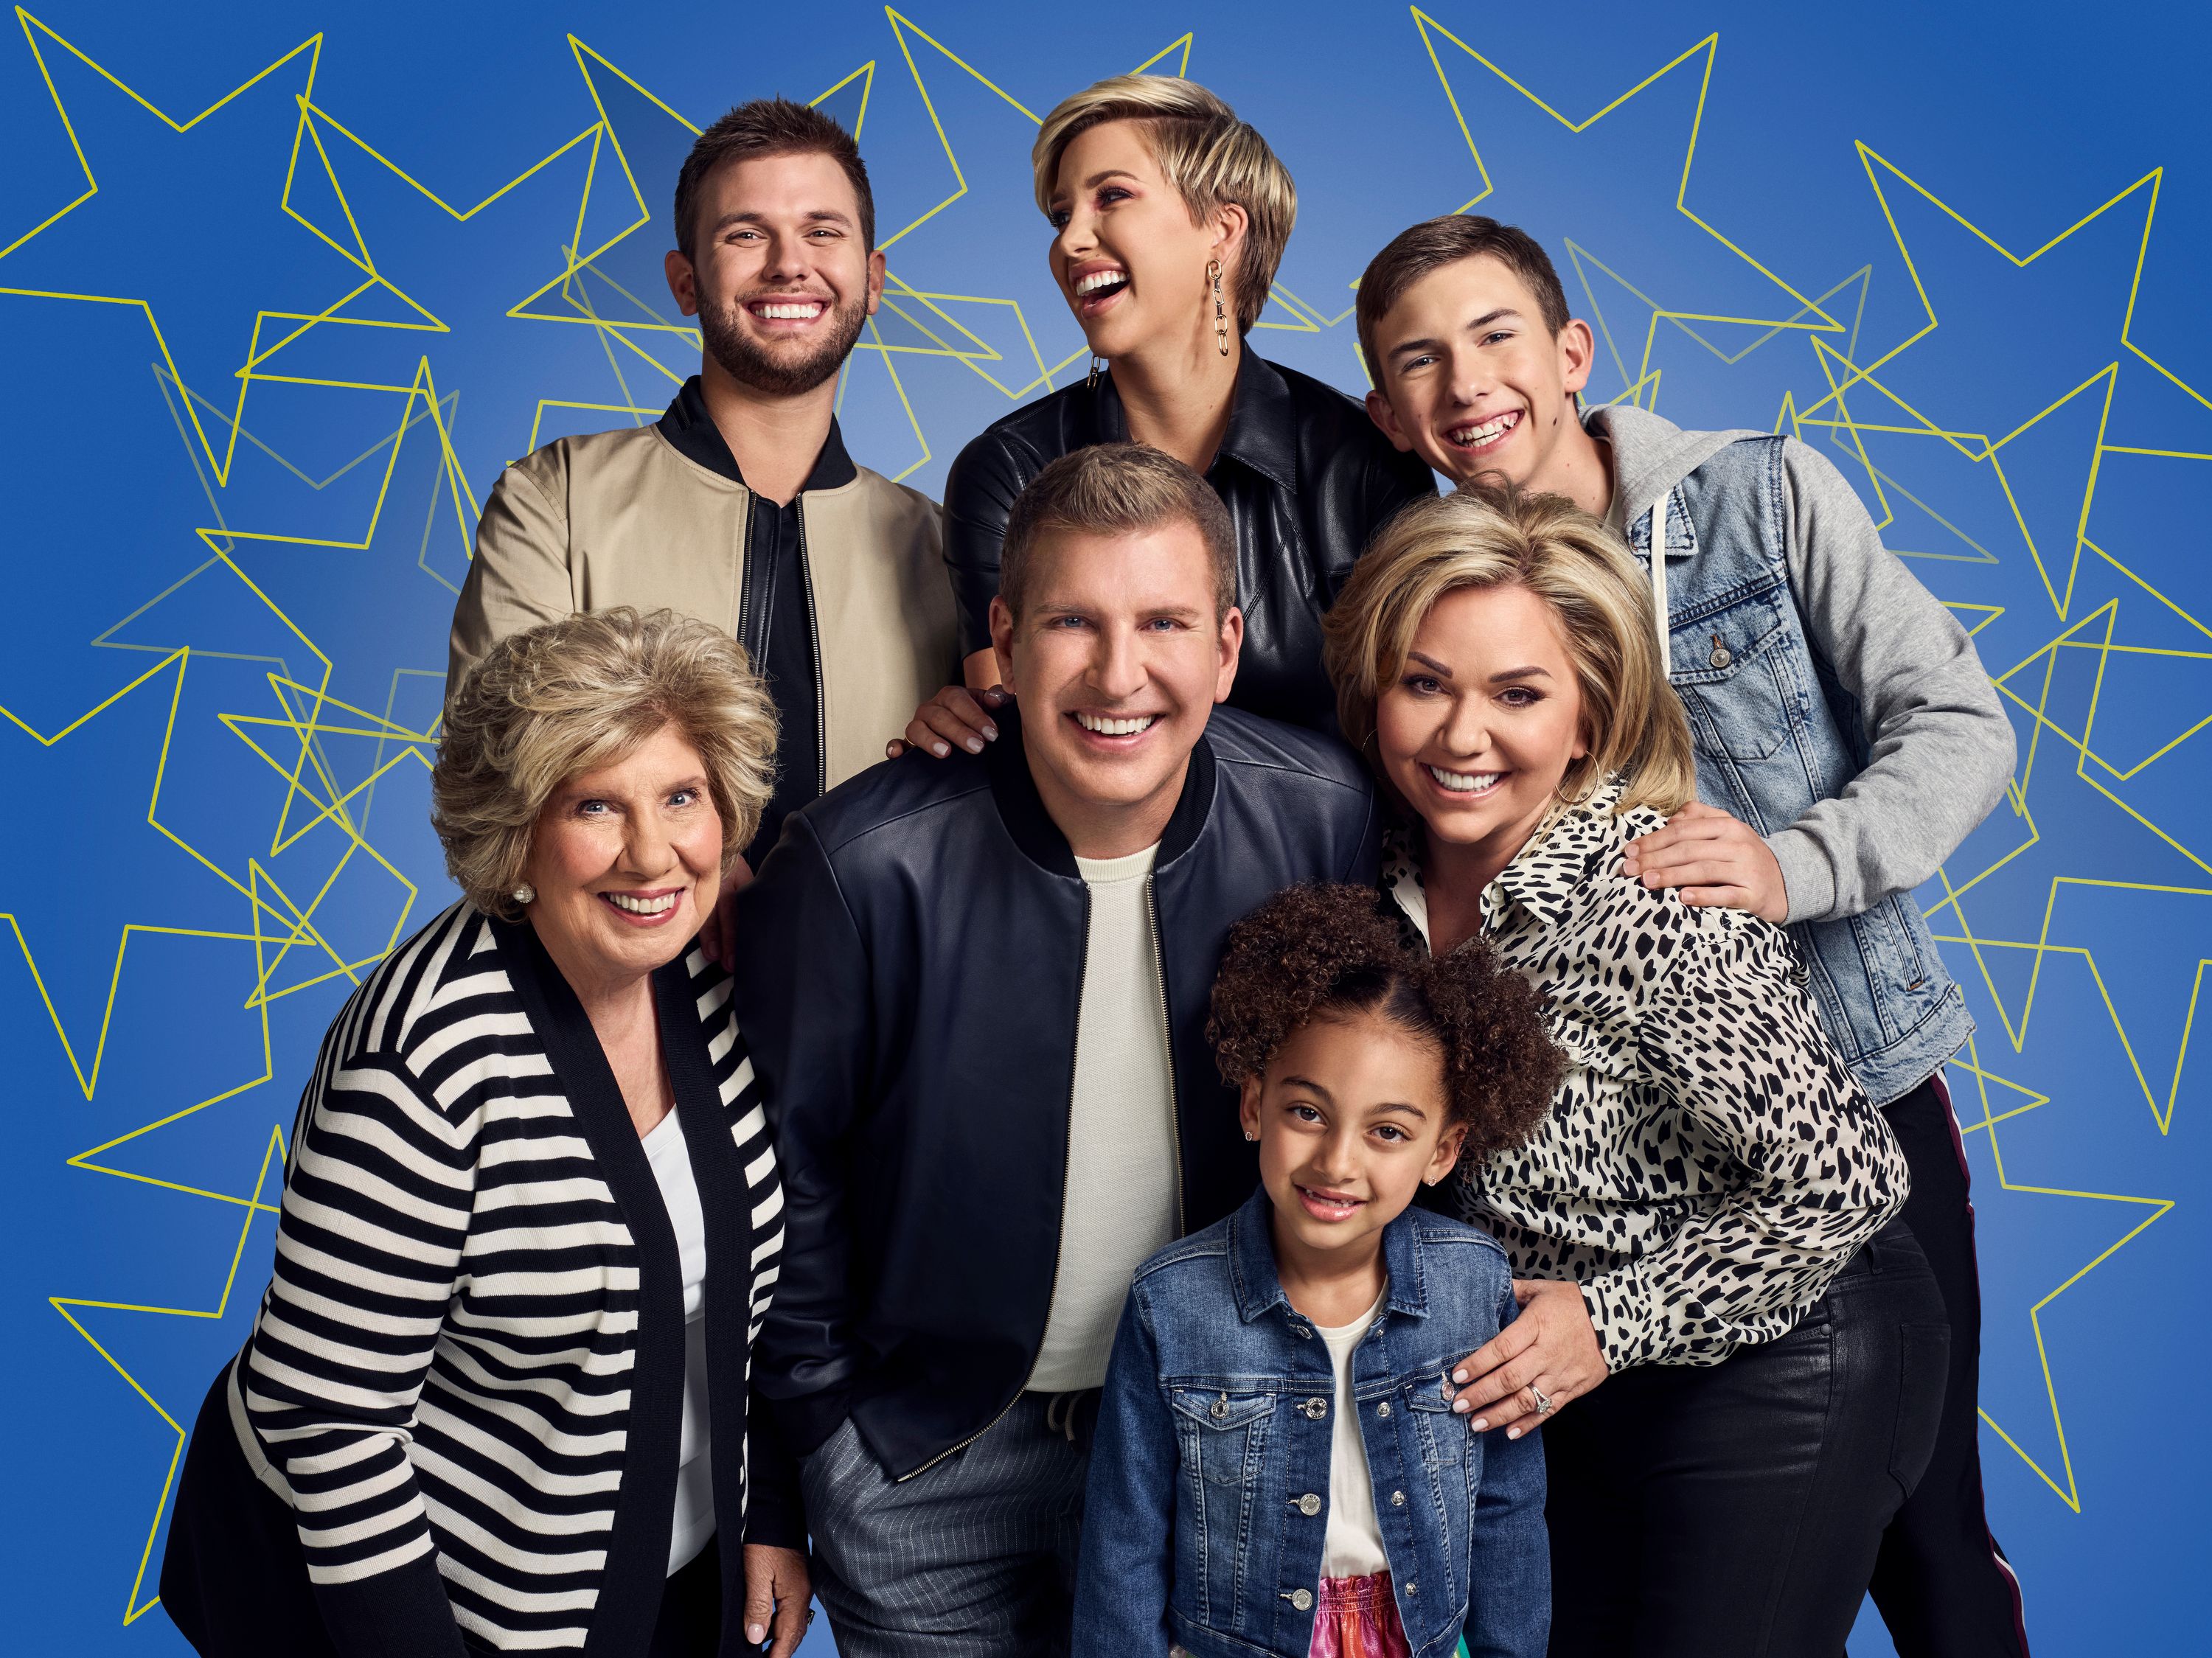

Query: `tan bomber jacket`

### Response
(448, 422, 957, 791)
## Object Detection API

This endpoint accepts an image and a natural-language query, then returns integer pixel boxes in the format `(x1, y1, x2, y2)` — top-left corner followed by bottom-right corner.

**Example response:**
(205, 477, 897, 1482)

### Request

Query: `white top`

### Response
(1026, 843, 1180, 1393)
(1315, 1290, 1389, 1578)
(641, 1105, 714, 1574)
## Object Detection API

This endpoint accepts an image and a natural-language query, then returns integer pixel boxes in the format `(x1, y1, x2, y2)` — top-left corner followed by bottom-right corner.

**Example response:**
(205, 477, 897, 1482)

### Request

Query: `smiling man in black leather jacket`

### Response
(733, 444, 1380, 1656)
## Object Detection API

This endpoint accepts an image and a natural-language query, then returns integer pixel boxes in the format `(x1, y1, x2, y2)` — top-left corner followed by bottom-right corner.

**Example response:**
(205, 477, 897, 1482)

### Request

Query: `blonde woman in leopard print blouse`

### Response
(1321, 487, 1948, 1658)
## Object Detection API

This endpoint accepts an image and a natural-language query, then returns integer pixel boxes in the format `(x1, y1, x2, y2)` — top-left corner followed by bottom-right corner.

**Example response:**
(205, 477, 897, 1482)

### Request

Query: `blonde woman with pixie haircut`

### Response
(897, 74, 1433, 760)
(161, 610, 815, 1658)
(1324, 490, 1950, 1658)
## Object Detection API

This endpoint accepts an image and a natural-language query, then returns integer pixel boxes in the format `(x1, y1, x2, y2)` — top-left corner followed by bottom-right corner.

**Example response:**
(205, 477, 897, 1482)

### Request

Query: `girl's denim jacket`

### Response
(1073, 1187, 1548, 1658)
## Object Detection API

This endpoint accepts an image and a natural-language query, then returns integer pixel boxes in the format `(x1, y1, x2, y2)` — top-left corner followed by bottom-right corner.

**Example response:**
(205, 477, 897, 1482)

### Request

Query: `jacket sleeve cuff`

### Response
(311, 1548, 470, 1658)
(771, 1384, 855, 1460)
(742, 1393, 812, 1551)
(1765, 827, 1838, 927)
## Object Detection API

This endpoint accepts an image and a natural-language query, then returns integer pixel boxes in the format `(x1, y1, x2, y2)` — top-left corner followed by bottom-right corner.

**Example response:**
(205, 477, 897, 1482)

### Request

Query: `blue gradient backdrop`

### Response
(1, 3, 2205, 1654)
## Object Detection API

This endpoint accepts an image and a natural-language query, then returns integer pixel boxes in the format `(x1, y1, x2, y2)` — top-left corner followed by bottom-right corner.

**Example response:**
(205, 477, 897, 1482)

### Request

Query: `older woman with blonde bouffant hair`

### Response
(161, 609, 815, 1658)
(1324, 490, 1948, 1657)
(894, 73, 1435, 762)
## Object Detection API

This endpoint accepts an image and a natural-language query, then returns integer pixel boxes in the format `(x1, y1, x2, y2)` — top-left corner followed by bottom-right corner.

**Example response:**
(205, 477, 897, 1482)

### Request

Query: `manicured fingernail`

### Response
(982, 723, 998, 740)
(964, 736, 984, 753)
(1451, 1369, 1468, 1384)
(1470, 1418, 1488, 1432)
(1451, 1397, 1471, 1413)
(1506, 1427, 1521, 1440)
(747, 1623, 766, 1643)
(932, 742, 949, 757)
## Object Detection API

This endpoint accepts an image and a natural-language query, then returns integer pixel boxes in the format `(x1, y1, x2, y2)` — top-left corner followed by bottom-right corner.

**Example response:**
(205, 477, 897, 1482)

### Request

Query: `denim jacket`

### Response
(1073, 1188, 1548, 1658)
(1621, 430, 1983, 1105)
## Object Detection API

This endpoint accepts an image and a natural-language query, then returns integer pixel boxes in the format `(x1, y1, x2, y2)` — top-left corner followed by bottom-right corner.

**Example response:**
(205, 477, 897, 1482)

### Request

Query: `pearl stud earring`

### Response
(512, 883, 535, 905)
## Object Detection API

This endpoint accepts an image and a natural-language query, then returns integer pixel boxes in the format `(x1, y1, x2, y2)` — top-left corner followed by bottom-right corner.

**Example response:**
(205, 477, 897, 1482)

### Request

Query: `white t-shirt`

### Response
(641, 1106, 714, 1574)
(1026, 843, 1180, 1394)
(1315, 1291, 1389, 1578)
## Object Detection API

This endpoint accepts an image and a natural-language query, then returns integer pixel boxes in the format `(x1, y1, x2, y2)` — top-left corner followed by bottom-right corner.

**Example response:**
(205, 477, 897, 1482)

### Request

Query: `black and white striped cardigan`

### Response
(220, 900, 796, 1654)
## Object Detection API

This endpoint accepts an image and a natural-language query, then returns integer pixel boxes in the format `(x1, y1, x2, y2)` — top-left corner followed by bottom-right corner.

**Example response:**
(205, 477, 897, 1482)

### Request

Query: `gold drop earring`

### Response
(1208, 258, 1230, 357)
(1086, 354, 1104, 391)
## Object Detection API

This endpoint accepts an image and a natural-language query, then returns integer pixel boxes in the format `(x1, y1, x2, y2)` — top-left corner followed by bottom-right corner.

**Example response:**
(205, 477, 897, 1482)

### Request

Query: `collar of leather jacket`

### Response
(1093, 349, 1298, 490)
(981, 701, 1220, 879)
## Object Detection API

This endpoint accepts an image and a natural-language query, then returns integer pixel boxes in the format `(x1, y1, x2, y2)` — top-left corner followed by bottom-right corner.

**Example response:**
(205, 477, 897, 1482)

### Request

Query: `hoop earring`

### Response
(1208, 259, 1230, 357)
(1086, 355, 1105, 391)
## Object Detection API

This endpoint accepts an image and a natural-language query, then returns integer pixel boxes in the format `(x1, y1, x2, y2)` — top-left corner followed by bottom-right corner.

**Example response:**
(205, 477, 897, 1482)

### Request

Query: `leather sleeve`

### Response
(448, 460, 574, 703)
(1335, 439, 1439, 594)
(729, 815, 873, 1455)
(942, 430, 1030, 659)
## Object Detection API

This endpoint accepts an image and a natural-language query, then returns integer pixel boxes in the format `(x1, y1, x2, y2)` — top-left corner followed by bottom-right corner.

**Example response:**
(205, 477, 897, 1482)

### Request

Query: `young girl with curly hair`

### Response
(1072, 884, 1562, 1658)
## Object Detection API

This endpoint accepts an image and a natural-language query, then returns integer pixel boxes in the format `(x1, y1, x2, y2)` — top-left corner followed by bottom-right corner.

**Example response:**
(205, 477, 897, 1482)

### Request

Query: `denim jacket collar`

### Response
(1225, 1185, 1430, 1326)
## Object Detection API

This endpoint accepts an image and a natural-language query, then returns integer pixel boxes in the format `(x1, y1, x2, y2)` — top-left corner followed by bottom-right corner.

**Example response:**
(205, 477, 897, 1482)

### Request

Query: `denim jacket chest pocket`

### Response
(1667, 580, 1806, 766)
(1168, 1385, 1279, 1630)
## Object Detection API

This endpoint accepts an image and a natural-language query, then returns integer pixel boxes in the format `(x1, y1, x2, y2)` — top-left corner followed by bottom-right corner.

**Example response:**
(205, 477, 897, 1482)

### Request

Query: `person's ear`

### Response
(1425, 1122, 1468, 1187)
(1239, 1076, 1265, 1143)
(1558, 317, 1596, 400)
(864, 245, 887, 317)
(1214, 605, 1245, 705)
(1365, 386, 1415, 455)
(665, 248, 700, 318)
(1209, 201, 1250, 264)
(989, 594, 1018, 692)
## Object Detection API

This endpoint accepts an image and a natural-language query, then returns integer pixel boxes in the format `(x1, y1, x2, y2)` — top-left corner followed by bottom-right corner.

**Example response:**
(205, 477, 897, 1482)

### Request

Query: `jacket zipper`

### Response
(897, 886, 1093, 1483)
(734, 493, 756, 655)
(1145, 875, 1186, 1234)
(796, 500, 827, 798)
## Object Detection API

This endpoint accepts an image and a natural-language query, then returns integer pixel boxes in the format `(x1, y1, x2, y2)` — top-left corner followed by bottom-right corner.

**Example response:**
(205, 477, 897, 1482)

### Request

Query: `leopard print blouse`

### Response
(1384, 778, 1909, 1370)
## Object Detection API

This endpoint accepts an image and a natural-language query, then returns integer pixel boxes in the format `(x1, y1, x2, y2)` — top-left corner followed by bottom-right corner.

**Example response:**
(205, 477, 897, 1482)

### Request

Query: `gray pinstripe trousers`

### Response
(799, 1394, 1092, 1657)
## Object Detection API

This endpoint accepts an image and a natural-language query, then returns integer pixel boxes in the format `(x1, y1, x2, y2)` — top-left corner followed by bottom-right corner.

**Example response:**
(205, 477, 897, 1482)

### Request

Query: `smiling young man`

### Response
(731, 445, 1380, 1657)
(1357, 215, 2029, 1657)
(449, 99, 956, 893)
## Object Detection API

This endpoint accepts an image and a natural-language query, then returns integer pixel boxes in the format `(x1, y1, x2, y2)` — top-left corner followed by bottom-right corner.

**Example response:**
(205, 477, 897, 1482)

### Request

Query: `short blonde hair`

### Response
(1323, 488, 1696, 816)
(1032, 75, 1295, 335)
(1001, 443, 1236, 621)
(434, 608, 779, 919)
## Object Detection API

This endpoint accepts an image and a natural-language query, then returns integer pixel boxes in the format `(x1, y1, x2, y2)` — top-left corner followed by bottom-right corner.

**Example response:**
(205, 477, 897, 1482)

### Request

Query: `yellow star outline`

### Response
(0, 11, 445, 487)
(1565, 251, 1876, 411)
(1408, 9, 1846, 391)
(50, 1124, 287, 1624)
(1812, 145, 2212, 431)
(1946, 1039, 2174, 1511)
(0, 648, 414, 1098)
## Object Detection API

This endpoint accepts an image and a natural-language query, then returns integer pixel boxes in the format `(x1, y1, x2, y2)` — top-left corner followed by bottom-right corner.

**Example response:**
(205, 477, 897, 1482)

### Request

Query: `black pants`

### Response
(1545, 1222, 1950, 1658)
(1868, 1076, 2033, 1657)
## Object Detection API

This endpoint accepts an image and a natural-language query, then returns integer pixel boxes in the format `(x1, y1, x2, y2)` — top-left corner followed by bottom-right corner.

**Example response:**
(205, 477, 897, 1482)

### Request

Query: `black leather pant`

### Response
(1868, 1076, 2032, 1656)
(1545, 1222, 1950, 1658)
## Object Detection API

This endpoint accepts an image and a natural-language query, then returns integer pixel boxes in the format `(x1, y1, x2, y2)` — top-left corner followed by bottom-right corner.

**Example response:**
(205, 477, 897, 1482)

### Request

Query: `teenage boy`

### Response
(449, 98, 956, 884)
(733, 445, 1380, 1657)
(1357, 214, 2026, 1658)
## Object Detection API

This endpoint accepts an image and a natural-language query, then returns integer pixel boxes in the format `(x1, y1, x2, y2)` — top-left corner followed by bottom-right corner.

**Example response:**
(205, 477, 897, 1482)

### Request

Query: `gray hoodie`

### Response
(1587, 403, 2016, 927)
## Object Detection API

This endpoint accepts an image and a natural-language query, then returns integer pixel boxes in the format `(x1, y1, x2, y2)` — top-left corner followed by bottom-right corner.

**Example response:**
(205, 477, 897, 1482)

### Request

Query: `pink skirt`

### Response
(1307, 1570, 1411, 1658)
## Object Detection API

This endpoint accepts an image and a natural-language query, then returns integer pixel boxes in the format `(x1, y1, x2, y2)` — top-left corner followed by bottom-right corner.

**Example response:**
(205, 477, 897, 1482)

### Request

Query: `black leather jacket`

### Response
(732, 706, 1381, 1479)
(943, 352, 1437, 731)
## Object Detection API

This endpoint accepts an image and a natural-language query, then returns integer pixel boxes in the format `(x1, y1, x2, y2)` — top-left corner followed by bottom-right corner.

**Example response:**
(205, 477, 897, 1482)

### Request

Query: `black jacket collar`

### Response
(983, 702, 1219, 879)
(658, 375, 858, 492)
(1093, 349, 1298, 492)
